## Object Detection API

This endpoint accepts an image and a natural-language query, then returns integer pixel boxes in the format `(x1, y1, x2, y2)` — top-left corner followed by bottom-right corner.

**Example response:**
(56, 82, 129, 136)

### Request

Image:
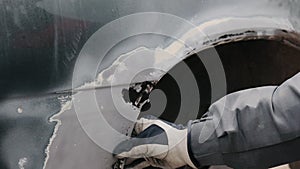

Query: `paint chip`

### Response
(17, 107, 23, 114)
(18, 157, 28, 169)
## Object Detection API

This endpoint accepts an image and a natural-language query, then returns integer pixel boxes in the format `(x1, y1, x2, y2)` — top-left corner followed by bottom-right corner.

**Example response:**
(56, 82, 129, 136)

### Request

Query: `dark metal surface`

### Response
(0, 94, 63, 169)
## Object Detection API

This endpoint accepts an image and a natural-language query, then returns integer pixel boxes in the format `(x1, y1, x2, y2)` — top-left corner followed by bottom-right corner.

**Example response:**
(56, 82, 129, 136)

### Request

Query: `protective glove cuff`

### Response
(187, 120, 201, 168)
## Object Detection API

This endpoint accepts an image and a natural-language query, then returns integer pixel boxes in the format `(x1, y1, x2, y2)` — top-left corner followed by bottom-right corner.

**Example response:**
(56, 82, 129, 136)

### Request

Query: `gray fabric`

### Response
(189, 73, 300, 169)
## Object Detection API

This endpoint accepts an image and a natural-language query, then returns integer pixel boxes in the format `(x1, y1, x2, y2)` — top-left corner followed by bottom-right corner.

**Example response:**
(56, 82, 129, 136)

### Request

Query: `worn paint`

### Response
(43, 100, 72, 169)
(18, 157, 28, 169)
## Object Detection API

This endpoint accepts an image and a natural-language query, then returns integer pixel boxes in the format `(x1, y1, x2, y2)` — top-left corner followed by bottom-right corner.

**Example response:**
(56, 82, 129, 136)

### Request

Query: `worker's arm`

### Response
(114, 73, 300, 169)
(189, 72, 300, 168)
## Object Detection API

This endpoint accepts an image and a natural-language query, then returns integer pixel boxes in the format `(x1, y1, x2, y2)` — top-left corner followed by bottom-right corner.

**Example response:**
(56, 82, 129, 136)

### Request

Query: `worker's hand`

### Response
(113, 116, 196, 168)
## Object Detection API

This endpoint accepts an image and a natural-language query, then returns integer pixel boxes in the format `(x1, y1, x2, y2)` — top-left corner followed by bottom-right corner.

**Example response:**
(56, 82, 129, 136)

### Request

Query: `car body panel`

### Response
(1, 1, 300, 169)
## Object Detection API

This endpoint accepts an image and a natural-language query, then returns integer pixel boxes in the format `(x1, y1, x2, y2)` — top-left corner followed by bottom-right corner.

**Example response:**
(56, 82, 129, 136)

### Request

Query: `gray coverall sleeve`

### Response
(188, 73, 300, 169)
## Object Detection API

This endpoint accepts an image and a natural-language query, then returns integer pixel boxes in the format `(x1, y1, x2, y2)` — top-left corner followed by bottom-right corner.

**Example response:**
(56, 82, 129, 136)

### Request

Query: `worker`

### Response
(113, 72, 300, 169)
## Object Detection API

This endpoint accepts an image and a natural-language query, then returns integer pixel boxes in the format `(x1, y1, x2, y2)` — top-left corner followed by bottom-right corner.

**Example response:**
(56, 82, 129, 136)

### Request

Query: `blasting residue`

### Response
(96, 47, 141, 84)
(42, 100, 72, 169)
(17, 107, 23, 114)
(18, 157, 28, 169)
(164, 17, 293, 60)
(57, 95, 72, 103)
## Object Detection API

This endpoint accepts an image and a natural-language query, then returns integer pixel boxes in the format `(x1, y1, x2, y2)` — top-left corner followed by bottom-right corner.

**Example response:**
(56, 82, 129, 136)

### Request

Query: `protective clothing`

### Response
(115, 72, 300, 169)
(114, 116, 196, 168)
(189, 72, 300, 169)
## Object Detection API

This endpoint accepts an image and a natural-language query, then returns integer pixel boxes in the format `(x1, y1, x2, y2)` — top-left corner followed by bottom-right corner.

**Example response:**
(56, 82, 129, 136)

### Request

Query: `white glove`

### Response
(113, 116, 196, 169)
